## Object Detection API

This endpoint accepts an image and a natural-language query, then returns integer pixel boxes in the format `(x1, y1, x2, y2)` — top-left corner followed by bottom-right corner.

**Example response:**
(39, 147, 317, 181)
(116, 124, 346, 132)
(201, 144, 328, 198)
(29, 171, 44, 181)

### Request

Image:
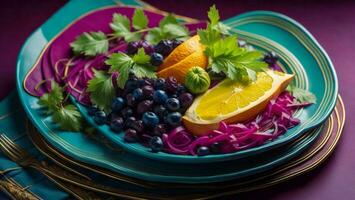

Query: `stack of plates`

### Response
(12, 0, 342, 198)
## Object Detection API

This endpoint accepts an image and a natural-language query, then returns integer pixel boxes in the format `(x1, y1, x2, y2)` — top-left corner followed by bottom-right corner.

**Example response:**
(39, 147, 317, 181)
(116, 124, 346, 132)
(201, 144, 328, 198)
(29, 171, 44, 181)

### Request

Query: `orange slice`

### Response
(183, 70, 294, 136)
(158, 35, 204, 71)
(157, 50, 208, 83)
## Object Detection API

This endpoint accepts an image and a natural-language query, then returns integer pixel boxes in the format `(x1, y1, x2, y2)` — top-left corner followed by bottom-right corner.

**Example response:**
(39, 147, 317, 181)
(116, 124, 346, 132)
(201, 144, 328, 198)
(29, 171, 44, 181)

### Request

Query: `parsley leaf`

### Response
(38, 81, 63, 112)
(132, 9, 148, 30)
(110, 13, 141, 42)
(132, 48, 151, 64)
(145, 14, 189, 44)
(288, 86, 317, 104)
(208, 5, 220, 26)
(106, 50, 156, 88)
(52, 104, 82, 132)
(70, 32, 109, 56)
(198, 5, 231, 46)
(87, 70, 115, 112)
(106, 52, 133, 88)
(38, 81, 83, 131)
(205, 36, 267, 82)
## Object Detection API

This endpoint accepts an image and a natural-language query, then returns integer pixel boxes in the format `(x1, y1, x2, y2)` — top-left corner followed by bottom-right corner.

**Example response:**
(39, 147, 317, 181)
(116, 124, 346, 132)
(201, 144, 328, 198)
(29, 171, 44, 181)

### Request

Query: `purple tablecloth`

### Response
(1, 0, 354, 199)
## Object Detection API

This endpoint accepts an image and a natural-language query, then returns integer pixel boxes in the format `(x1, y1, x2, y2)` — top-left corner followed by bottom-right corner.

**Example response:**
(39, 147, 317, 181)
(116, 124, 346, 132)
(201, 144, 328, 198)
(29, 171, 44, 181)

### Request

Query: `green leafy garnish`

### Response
(70, 32, 109, 56)
(287, 86, 317, 103)
(204, 36, 267, 82)
(38, 81, 64, 112)
(52, 104, 82, 132)
(199, 5, 267, 83)
(106, 48, 156, 88)
(110, 13, 141, 42)
(38, 81, 83, 131)
(87, 70, 116, 112)
(132, 9, 148, 30)
(145, 14, 189, 44)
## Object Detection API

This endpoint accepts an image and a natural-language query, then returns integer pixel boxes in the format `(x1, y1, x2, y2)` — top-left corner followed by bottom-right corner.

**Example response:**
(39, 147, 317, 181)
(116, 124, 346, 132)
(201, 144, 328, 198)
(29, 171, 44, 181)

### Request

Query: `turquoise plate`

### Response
(70, 6, 338, 163)
(16, 0, 336, 182)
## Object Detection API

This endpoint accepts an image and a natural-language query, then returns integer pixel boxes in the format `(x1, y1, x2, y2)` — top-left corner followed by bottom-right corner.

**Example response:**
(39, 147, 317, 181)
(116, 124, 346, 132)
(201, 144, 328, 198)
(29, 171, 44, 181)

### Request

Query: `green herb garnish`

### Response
(39, 81, 83, 131)
(287, 86, 317, 103)
(70, 31, 109, 56)
(87, 70, 116, 112)
(106, 48, 156, 88)
(71, 8, 189, 56)
(145, 14, 189, 44)
(199, 5, 267, 83)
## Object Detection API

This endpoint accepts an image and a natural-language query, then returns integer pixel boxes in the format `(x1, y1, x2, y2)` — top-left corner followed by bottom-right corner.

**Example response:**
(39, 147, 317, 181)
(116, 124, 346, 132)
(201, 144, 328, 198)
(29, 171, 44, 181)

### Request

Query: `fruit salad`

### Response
(37, 6, 316, 156)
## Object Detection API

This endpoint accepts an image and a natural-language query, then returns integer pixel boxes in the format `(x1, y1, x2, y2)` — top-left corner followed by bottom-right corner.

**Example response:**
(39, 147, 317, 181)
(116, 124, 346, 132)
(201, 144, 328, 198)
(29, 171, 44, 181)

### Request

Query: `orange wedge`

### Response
(157, 50, 208, 83)
(183, 70, 294, 136)
(158, 35, 204, 71)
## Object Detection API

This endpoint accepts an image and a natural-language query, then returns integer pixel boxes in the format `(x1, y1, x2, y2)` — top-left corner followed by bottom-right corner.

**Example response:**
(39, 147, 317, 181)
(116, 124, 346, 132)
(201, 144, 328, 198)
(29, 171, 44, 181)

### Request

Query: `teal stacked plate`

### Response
(16, 0, 337, 183)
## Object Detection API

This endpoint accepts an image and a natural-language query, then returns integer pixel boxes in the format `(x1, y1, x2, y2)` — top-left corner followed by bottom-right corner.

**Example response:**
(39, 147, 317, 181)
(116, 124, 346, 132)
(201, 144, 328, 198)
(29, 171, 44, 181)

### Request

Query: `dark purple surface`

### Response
(0, 0, 354, 199)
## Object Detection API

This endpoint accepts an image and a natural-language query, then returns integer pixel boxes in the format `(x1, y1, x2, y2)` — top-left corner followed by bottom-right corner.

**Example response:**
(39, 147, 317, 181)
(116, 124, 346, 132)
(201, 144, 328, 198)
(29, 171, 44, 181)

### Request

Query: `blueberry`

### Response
(150, 53, 164, 66)
(170, 94, 178, 98)
(142, 112, 159, 127)
(124, 116, 136, 129)
(153, 105, 167, 119)
(210, 142, 221, 154)
(110, 117, 124, 133)
(88, 105, 99, 116)
(165, 98, 180, 111)
(143, 78, 154, 86)
(142, 85, 154, 99)
(153, 90, 168, 104)
(132, 88, 143, 100)
(124, 129, 139, 143)
(165, 76, 178, 93)
(124, 80, 139, 93)
(121, 107, 133, 119)
(126, 41, 139, 55)
(263, 51, 279, 64)
(126, 93, 137, 107)
(136, 100, 153, 115)
(149, 136, 163, 152)
(177, 85, 186, 94)
(153, 124, 168, 136)
(154, 78, 165, 90)
(93, 111, 107, 125)
(166, 112, 182, 127)
(127, 41, 154, 55)
(154, 40, 173, 56)
(197, 146, 210, 156)
(172, 39, 182, 49)
(111, 97, 125, 112)
(131, 120, 145, 133)
(179, 92, 194, 109)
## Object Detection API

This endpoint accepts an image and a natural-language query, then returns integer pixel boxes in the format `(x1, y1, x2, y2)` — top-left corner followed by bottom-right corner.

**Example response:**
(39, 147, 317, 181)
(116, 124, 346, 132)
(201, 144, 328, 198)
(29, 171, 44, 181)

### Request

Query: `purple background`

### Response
(1, 0, 354, 199)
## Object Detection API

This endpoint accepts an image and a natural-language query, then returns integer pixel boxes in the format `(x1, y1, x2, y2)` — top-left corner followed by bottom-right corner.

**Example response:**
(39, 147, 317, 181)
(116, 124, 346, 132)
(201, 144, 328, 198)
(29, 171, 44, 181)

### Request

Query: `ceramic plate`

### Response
(20, 1, 338, 163)
(16, 0, 337, 180)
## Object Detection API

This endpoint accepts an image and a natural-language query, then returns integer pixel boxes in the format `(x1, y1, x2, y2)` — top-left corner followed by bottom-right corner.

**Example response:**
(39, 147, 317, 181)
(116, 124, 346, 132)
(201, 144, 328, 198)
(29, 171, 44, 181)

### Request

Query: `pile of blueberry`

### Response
(88, 75, 194, 153)
(126, 39, 182, 66)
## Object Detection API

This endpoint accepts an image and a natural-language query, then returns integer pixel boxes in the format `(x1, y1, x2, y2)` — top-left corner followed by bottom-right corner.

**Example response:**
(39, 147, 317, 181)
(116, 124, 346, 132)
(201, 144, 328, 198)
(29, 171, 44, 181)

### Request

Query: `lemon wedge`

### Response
(183, 70, 294, 136)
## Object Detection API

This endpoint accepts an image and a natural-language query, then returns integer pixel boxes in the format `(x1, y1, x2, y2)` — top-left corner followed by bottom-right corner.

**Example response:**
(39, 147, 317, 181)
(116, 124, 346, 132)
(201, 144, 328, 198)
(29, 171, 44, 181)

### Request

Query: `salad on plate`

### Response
(34, 5, 316, 156)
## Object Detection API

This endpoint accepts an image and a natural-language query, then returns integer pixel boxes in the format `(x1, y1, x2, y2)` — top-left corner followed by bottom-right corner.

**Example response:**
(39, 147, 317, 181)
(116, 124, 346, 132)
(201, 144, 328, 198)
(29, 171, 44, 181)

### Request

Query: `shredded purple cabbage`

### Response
(162, 91, 309, 155)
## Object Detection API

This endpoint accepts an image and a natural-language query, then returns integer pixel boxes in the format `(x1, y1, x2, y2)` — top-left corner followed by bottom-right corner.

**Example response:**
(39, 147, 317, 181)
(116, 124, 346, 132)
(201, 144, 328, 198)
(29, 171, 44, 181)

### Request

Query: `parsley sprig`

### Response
(198, 5, 267, 83)
(87, 48, 156, 111)
(38, 81, 83, 131)
(106, 48, 157, 88)
(287, 85, 317, 104)
(70, 9, 189, 56)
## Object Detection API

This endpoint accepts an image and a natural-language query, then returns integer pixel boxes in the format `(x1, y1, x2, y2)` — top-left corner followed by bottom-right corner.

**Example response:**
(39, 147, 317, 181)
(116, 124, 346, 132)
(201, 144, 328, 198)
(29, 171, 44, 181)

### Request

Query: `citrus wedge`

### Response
(157, 50, 208, 83)
(158, 35, 204, 71)
(183, 70, 294, 136)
